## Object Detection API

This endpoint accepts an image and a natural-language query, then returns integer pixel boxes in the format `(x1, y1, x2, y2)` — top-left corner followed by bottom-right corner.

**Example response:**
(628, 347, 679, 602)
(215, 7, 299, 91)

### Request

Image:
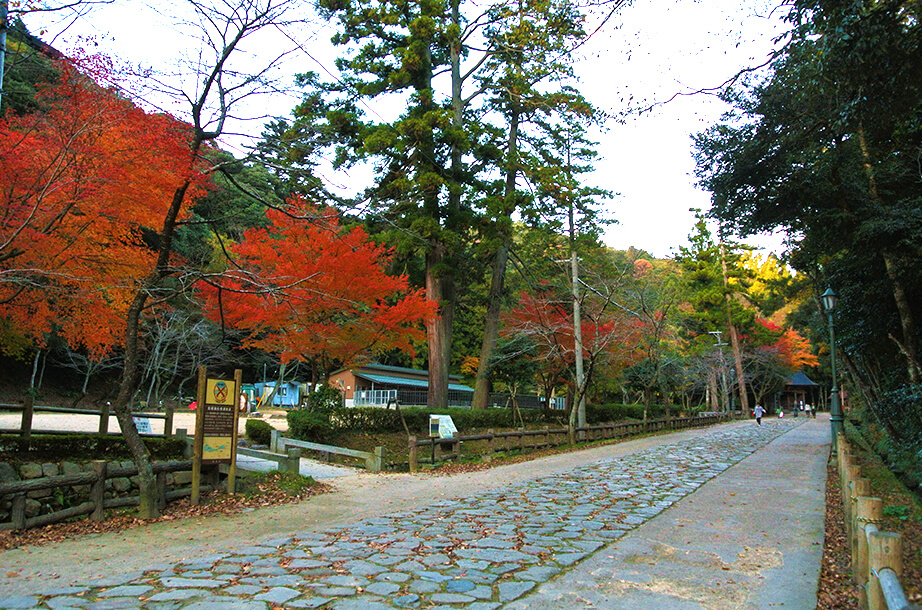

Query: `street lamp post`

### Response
(821, 288, 843, 447)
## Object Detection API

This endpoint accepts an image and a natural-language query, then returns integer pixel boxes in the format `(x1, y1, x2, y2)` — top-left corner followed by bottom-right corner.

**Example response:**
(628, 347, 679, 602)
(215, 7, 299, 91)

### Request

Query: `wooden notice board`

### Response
(192, 367, 242, 504)
(201, 378, 237, 464)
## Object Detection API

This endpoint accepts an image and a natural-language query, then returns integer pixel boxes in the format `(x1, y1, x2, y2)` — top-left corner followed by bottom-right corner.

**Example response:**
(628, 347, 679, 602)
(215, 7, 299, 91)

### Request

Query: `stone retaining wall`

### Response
(0, 460, 192, 522)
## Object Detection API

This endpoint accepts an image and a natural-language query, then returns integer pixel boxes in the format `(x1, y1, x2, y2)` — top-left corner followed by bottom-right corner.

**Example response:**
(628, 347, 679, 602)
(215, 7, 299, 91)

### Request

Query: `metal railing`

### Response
(352, 389, 565, 410)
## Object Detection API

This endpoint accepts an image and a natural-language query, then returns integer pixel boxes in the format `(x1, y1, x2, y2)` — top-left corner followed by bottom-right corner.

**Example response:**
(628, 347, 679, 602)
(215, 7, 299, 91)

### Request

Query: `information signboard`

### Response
(191, 367, 243, 504)
(132, 417, 152, 435)
(200, 377, 237, 464)
(429, 415, 457, 439)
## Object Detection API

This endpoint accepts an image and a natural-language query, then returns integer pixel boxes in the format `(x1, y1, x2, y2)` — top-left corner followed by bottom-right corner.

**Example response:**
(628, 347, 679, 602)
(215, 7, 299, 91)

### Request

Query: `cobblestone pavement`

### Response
(0, 420, 802, 609)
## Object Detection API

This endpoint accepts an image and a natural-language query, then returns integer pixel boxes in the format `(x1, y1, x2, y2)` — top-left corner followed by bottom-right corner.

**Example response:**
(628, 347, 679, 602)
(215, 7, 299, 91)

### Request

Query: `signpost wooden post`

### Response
(191, 366, 241, 505)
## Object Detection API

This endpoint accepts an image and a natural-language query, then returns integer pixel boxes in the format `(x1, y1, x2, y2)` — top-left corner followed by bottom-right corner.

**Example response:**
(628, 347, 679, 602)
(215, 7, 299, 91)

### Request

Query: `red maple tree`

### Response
(0, 57, 201, 359)
(500, 288, 644, 404)
(198, 197, 437, 368)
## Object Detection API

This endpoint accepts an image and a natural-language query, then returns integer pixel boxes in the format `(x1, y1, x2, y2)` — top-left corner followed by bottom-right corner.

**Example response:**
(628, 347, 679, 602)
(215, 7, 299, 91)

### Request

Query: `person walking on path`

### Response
(754, 404, 765, 425)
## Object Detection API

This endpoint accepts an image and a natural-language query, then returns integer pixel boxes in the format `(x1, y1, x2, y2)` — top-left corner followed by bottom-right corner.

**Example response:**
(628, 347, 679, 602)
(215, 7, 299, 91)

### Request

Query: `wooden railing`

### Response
(0, 459, 215, 531)
(836, 432, 915, 610)
(0, 399, 173, 438)
(237, 445, 303, 474)
(270, 430, 385, 472)
(407, 413, 729, 473)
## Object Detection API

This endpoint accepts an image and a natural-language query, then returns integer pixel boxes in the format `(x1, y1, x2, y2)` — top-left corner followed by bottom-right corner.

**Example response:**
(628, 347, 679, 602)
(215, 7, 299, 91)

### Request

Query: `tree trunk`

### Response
(719, 240, 749, 412)
(114, 176, 196, 519)
(728, 322, 749, 411)
(708, 367, 719, 411)
(472, 103, 520, 410)
(426, 244, 454, 410)
(881, 251, 921, 384)
(115, 290, 159, 518)
(471, 244, 509, 410)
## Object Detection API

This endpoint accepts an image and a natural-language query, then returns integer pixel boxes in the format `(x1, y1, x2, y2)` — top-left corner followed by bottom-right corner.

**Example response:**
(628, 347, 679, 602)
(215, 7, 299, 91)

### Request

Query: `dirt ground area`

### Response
(0, 408, 291, 436)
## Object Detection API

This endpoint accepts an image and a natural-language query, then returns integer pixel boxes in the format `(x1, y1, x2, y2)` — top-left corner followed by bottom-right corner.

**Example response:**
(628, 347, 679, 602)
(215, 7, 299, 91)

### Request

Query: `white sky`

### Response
(23, 0, 790, 259)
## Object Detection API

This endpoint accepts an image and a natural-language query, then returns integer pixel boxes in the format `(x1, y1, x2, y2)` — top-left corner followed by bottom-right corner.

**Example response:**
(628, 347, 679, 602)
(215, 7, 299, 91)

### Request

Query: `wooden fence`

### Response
(408, 413, 729, 473)
(237, 446, 303, 474)
(0, 399, 173, 438)
(270, 430, 385, 472)
(836, 432, 915, 610)
(0, 459, 217, 531)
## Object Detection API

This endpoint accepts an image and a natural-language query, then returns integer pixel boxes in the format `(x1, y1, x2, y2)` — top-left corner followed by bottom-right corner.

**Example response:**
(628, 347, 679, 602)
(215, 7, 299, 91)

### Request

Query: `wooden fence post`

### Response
(164, 404, 174, 438)
(868, 530, 902, 610)
(849, 479, 870, 576)
(487, 429, 495, 455)
(176, 429, 192, 458)
(270, 429, 280, 453)
(368, 446, 385, 472)
(452, 437, 460, 462)
(408, 436, 418, 474)
(156, 470, 168, 512)
(20, 395, 34, 441)
(543, 426, 549, 448)
(855, 495, 882, 608)
(90, 460, 107, 522)
(11, 494, 25, 530)
(844, 465, 861, 543)
(285, 448, 301, 474)
(98, 400, 110, 435)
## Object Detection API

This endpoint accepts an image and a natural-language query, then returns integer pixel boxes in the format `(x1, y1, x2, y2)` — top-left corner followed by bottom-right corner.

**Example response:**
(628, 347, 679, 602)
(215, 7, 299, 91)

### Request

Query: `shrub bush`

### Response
(0, 434, 186, 461)
(245, 418, 274, 446)
(288, 410, 334, 442)
(286, 403, 664, 441)
(302, 385, 344, 413)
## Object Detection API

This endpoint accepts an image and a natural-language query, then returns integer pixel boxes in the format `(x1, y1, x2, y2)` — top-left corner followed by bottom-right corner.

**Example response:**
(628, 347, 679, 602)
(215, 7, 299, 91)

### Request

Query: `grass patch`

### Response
(846, 422, 922, 604)
(236, 470, 320, 498)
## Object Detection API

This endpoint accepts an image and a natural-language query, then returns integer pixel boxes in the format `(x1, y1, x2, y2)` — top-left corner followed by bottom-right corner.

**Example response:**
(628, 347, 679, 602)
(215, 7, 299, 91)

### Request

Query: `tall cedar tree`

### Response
(676, 215, 757, 412)
(468, 0, 598, 410)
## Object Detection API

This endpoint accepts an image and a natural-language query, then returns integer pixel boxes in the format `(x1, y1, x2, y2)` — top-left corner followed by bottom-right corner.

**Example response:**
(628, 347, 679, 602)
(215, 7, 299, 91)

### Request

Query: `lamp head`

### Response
(821, 288, 838, 314)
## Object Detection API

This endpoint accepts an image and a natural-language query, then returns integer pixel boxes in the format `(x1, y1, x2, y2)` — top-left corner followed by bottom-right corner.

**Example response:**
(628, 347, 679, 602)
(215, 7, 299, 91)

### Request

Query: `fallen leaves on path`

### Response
(0, 474, 331, 552)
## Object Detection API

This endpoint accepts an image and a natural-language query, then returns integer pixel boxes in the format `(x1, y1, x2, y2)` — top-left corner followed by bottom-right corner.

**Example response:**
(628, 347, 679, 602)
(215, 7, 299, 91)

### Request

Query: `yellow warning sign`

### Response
(206, 378, 236, 406)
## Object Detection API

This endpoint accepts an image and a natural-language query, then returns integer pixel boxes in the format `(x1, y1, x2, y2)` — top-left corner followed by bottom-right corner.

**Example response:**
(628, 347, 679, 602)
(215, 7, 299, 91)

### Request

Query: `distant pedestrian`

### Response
(804, 403, 811, 418)
(754, 405, 765, 425)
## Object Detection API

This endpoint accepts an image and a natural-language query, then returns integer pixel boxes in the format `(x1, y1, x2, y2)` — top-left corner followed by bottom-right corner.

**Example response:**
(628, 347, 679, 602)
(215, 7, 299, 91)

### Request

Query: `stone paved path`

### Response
(0, 420, 804, 609)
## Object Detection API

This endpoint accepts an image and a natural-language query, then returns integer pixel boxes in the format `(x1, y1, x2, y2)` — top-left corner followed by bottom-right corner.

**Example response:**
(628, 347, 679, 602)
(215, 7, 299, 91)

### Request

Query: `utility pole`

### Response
(709, 331, 729, 412)
(570, 247, 585, 431)
(564, 130, 586, 435)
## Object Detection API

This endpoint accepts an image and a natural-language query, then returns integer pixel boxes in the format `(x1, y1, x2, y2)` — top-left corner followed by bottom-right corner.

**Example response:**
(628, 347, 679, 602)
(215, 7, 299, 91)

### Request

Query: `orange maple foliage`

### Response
(198, 198, 437, 366)
(756, 319, 819, 370)
(0, 57, 201, 359)
(775, 327, 820, 369)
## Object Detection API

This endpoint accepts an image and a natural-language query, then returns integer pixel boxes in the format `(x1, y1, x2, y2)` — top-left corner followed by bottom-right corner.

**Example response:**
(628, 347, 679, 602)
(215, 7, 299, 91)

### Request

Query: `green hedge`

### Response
(245, 419, 273, 446)
(0, 434, 186, 461)
(288, 410, 334, 442)
(286, 404, 666, 443)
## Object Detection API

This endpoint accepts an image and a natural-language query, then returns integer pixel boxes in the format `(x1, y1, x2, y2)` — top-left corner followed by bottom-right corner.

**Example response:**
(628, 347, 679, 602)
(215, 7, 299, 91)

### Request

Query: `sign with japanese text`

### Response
(199, 377, 238, 464)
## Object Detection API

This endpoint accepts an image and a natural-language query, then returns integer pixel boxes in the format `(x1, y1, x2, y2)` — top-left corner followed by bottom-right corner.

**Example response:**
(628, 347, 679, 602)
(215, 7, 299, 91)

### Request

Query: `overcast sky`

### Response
(24, 0, 790, 259)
